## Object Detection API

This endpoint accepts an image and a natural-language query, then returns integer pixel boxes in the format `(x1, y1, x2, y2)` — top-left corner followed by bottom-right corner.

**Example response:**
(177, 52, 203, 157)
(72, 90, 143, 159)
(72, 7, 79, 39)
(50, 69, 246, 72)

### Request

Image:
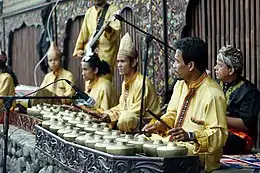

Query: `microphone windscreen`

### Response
(86, 97, 96, 107)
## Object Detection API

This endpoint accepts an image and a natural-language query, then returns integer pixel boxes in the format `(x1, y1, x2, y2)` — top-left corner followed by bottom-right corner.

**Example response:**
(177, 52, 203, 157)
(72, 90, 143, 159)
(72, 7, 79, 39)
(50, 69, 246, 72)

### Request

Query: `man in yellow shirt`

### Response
(0, 50, 16, 111)
(81, 52, 117, 111)
(91, 33, 161, 133)
(73, 0, 121, 81)
(40, 43, 75, 104)
(143, 37, 228, 173)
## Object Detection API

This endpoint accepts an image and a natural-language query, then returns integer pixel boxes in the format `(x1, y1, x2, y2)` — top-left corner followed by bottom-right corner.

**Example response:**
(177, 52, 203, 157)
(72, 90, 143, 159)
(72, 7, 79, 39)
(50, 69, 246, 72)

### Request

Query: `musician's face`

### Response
(94, 0, 106, 6)
(48, 53, 61, 72)
(81, 62, 97, 81)
(173, 49, 192, 80)
(214, 59, 231, 81)
(117, 55, 137, 76)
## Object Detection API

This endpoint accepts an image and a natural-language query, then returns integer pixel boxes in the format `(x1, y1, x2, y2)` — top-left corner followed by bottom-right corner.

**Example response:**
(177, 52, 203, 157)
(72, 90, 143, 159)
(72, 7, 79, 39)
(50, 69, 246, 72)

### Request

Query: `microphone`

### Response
(63, 79, 96, 107)
(23, 79, 95, 106)
(24, 78, 74, 97)
(114, 14, 124, 22)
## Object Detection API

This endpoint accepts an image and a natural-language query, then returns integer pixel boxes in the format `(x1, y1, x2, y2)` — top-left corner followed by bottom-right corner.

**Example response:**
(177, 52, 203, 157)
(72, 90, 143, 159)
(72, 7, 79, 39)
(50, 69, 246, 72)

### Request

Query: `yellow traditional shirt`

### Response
(73, 4, 121, 70)
(105, 72, 161, 122)
(85, 77, 117, 111)
(160, 73, 228, 172)
(40, 69, 75, 104)
(0, 73, 15, 110)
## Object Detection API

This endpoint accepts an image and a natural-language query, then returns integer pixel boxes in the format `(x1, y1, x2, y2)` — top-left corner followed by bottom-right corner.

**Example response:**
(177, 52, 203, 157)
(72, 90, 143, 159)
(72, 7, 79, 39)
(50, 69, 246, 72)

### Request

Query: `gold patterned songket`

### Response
(175, 88, 196, 127)
(124, 89, 129, 110)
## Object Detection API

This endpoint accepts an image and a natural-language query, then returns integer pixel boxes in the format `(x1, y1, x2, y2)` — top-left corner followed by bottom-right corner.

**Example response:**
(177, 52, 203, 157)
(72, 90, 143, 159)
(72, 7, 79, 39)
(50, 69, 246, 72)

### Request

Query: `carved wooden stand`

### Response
(35, 125, 201, 173)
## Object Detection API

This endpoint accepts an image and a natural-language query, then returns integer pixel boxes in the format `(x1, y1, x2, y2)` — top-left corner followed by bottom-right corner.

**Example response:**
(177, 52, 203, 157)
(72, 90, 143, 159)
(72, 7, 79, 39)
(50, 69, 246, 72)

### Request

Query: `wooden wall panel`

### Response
(11, 26, 44, 86)
(64, 16, 85, 91)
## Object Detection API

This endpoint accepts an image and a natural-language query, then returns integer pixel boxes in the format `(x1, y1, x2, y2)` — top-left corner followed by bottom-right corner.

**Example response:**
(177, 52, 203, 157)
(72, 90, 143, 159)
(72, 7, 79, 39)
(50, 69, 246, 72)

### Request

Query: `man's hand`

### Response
(104, 25, 112, 33)
(79, 105, 102, 118)
(142, 121, 167, 133)
(226, 116, 248, 132)
(89, 113, 110, 123)
(68, 105, 81, 112)
(100, 113, 111, 123)
(89, 111, 103, 119)
(77, 50, 85, 58)
(167, 127, 189, 142)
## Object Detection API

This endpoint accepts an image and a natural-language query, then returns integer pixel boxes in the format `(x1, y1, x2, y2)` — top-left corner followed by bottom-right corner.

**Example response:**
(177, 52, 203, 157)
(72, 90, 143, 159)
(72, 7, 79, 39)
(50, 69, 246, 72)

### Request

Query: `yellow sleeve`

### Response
(73, 10, 90, 57)
(194, 95, 228, 153)
(40, 75, 48, 88)
(104, 23, 120, 42)
(161, 82, 181, 128)
(63, 73, 76, 97)
(0, 75, 15, 109)
(125, 80, 155, 116)
(103, 5, 121, 42)
(99, 85, 112, 111)
(105, 94, 123, 122)
(105, 78, 159, 122)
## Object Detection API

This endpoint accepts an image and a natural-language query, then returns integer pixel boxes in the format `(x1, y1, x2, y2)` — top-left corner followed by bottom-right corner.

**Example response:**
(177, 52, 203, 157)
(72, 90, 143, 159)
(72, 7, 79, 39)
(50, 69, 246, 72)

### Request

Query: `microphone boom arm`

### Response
(1, 78, 76, 173)
(114, 14, 176, 51)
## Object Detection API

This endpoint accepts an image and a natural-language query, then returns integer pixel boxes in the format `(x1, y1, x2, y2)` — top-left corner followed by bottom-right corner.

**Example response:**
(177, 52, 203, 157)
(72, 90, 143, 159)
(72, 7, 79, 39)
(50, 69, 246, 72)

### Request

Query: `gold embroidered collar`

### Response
(124, 72, 138, 89)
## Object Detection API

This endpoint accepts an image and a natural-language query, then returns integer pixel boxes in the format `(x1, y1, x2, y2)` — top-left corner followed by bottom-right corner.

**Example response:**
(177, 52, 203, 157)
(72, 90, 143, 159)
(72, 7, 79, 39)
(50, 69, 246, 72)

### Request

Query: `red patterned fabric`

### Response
(229, 129, 254, 152)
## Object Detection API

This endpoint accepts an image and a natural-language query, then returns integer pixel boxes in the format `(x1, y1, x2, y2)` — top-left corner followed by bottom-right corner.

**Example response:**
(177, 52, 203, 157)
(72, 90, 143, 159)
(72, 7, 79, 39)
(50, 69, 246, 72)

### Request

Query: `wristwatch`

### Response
(187, 132, 196, 141)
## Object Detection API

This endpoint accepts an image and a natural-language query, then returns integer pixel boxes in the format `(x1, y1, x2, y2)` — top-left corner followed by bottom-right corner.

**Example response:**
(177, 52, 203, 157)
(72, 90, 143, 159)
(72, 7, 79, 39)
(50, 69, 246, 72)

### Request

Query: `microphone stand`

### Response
(1, 95, 76, 173)
(114, 15, 175, 131)
(1, 78, 78, 173)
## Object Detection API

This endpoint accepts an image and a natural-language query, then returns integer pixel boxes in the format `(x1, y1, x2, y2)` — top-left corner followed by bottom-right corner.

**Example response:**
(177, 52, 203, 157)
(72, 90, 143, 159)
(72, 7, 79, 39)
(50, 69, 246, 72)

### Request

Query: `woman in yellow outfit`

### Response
(0, 50, 16, 112)
(81, 53, 117, 111)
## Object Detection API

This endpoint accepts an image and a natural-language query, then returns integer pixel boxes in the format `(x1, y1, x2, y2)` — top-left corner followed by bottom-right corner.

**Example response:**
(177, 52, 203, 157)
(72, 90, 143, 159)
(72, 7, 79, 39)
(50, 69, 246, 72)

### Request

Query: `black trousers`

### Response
(223, 132, 247, 155)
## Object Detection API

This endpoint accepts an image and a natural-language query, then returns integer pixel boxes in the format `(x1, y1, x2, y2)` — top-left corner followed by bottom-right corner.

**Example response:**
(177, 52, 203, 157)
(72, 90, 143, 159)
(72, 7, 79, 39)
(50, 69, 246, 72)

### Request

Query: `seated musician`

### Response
(91, 33, 161, 133)
(0, 50, 17, 110)
(142, 37, 228, 173)
(81, 53, 117, 111)
(40, 42, 75, 104)
(214, 45, 260, 154)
